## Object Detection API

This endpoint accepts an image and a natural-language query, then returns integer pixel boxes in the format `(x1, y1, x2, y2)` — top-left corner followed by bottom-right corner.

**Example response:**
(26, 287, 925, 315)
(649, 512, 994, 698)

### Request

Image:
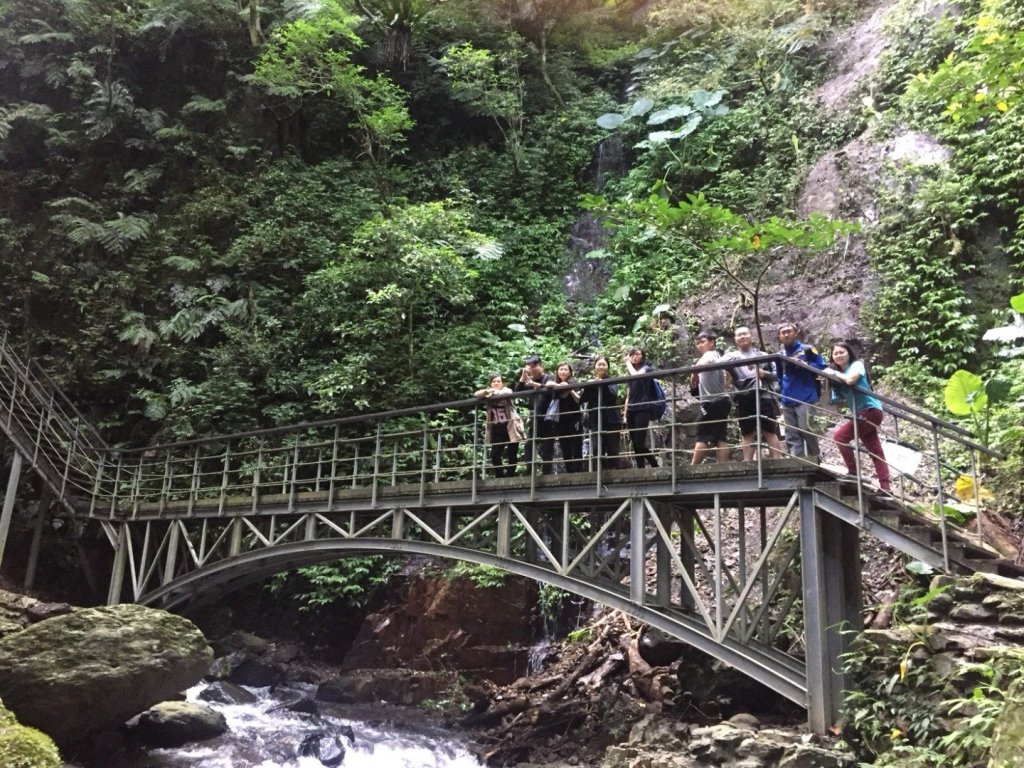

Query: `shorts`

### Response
(734, 391, 780, 437)
(696, 397, 732, 444)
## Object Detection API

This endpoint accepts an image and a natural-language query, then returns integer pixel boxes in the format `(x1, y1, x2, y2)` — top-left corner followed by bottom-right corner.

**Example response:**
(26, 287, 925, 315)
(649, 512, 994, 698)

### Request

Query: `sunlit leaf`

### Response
(626, 98, 654, 118)
(944, 369, 986, 416)
(596, 113, 625, 130)
(646, 104, 692, 125)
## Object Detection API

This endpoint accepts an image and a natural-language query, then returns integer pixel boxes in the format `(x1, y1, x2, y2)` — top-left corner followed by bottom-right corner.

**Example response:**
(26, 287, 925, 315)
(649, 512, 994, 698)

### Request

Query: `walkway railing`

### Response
(0, 319, 999, 571)
(69, 355, 996, 564)
(0, 326, 107, 509)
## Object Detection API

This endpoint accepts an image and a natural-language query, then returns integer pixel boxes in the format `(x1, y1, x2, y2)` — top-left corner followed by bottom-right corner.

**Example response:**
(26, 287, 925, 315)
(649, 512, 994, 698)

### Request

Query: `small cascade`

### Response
(563, 136, 627, 311)
(67, 682, 484, 768)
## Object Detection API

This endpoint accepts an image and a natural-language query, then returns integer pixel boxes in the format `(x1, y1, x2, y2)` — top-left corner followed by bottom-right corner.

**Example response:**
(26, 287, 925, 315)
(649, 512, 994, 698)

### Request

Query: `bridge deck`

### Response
(116, 459, 831, 520)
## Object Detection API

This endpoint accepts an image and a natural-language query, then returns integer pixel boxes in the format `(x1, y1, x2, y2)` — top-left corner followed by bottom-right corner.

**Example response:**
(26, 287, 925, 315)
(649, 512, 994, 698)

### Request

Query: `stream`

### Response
(65, 681, 484, 768)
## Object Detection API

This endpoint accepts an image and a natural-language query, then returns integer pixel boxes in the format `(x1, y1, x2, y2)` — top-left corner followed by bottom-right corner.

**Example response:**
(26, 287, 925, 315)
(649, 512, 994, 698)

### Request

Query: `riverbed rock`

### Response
(0, 604, 212, 746)
(198, 680, 258, 706)
(341, 572, 535, 684)
(133, 701, 228, 747)
(0, 696, 61, 768)
(299, 730, 346, 767)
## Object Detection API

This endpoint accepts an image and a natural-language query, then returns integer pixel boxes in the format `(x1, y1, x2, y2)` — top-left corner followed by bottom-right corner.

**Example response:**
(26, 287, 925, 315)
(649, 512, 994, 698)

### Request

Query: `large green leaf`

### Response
(944, 369, 986, 416)
(1011, 292, 1024, 313)
(647, 104, 692, 125)
(596, 113, 625, 129)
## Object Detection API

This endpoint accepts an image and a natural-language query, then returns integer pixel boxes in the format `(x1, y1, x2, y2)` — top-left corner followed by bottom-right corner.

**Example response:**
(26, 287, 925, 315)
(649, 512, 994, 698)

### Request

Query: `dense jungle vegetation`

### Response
(0, 0, 1019, 441)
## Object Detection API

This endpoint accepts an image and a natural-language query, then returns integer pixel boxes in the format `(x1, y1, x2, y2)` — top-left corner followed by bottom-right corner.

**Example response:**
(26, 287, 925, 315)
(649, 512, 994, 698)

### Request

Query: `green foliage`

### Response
(864, 168, 980, 377)
(251, 0, 412, 177)
(268, 556, 401, 611)
(842, 581, 1024, 767)
(447, 561, 508, 589)
(437, 40, 526, 169)
(582, 191, 854, 347)
(537, 583, 569, 622)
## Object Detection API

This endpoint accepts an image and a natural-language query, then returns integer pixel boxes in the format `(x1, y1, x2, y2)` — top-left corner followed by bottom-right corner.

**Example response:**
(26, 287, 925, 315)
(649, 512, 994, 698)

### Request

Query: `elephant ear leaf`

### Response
(1011, 292, 1024, 313)
(944, 369, 986, 416)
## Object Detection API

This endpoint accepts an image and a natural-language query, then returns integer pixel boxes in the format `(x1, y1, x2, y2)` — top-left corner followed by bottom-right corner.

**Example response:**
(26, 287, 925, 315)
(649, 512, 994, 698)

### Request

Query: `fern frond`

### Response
(18, 31, 75, 45)
(123, 166, 164, 194)
(181, 95, 227, 115)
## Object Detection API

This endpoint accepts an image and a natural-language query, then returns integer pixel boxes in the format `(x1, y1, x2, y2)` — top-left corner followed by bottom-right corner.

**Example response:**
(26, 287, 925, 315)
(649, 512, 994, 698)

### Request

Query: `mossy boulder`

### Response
(0, 697, 61, 768)
(133, 701, 228, 748)
(0, 604, 212, 747)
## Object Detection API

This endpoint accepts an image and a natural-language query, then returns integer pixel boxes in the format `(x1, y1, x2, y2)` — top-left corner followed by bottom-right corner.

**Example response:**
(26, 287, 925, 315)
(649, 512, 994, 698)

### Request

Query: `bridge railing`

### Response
(0, 326, 108, 507)
(90, 355, 998, 558)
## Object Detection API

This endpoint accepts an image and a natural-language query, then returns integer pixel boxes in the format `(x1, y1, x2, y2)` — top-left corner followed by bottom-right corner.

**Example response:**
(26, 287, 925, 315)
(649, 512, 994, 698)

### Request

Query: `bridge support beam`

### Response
(107, 523, 128, 606)
(629, 497, 647, 605)
(800, 488, 860, 733)
(0, 450, 24, 569)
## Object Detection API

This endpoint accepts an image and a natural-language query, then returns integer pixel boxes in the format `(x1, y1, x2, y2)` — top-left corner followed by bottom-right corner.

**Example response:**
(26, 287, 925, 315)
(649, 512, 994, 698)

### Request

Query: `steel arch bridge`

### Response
(1, 325, 1017, 733)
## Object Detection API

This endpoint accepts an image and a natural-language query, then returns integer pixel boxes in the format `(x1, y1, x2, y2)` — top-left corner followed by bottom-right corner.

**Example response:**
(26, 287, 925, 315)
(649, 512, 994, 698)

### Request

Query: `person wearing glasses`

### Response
(725, 326, 784, 461)
(777, 322, 826, 461)
(546, 362, 584, 473)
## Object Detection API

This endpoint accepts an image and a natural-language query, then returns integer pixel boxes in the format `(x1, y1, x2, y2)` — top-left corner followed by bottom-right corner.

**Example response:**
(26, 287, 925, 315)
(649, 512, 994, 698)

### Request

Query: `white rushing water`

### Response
(68, 682, 484, 768)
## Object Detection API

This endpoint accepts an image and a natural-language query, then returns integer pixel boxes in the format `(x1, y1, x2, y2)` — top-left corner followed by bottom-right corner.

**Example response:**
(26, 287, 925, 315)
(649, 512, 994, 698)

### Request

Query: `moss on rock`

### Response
(0, 697, 61, 768)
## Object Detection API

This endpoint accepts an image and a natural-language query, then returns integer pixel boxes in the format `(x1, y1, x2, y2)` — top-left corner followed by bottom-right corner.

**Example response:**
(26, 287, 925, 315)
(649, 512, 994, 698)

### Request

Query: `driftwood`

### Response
(545, 644, 605, 701)
(619, 634, 653, 676)
(460, 696, 532, 727)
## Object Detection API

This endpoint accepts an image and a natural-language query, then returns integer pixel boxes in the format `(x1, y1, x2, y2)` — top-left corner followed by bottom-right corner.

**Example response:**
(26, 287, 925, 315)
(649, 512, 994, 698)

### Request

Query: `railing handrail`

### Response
(111, 353, 997, 460)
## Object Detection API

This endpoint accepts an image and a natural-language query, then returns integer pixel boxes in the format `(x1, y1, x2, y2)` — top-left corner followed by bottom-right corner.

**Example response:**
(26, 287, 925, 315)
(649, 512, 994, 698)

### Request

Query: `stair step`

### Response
(900, 525, 939, 545)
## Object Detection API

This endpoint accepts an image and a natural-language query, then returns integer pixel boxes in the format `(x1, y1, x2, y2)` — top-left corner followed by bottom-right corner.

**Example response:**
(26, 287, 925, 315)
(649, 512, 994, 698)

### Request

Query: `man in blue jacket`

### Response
(777, 322, 826, 460)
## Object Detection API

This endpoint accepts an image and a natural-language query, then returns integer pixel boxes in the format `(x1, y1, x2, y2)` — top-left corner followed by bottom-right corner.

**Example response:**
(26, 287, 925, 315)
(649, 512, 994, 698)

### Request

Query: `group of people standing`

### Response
(474, 321, 891, 491)
(473, 348, 661, 477)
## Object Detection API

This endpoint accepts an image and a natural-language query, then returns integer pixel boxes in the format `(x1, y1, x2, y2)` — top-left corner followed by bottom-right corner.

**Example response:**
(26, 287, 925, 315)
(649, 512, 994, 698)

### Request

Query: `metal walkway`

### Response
(0, 325, 1014, 732)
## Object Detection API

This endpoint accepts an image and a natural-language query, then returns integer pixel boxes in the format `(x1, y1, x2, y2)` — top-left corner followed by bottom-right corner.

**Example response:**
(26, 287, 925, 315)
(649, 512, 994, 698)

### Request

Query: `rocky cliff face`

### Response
(340, 570, 538, 685)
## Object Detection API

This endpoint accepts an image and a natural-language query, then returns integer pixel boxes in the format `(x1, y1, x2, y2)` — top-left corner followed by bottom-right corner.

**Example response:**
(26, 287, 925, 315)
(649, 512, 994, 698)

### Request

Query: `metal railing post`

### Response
(754, 372, 764, 489)
(219, 441, 232, 516)
(419, 415, 428, 506)
(328, 426, 339, 512)
(851, 395, 864, 524)
(931, 424, 949, 570)
(371, 421, 382, 508)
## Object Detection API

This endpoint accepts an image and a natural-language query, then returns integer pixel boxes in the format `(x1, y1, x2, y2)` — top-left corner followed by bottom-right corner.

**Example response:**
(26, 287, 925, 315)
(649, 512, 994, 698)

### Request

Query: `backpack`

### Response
(650, 379, 667, 420)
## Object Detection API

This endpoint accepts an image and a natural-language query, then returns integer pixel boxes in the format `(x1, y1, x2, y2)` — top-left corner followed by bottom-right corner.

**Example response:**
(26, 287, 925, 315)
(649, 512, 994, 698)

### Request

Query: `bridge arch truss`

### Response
(102, 476, 859, 731)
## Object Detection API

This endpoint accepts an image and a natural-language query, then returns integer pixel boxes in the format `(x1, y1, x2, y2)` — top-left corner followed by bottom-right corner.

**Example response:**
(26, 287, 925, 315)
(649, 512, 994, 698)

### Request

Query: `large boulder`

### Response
(0, 604, 212, 747)
(0, 696, 61, 768)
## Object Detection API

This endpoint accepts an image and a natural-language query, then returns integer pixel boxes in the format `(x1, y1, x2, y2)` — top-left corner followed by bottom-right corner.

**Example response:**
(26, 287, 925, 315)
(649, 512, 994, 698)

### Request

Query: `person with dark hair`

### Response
(582, 355, 621, 470)
(624, 347, 658, 468)
(546, 362, 584, 473)
(690, 331, 732, 464)
(474, 373, 521, 477)
(823, 340, 891, 492)
(516, 354, 556, 474)
(777, 322, 826, 461)
(724, 326, 784, 461)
